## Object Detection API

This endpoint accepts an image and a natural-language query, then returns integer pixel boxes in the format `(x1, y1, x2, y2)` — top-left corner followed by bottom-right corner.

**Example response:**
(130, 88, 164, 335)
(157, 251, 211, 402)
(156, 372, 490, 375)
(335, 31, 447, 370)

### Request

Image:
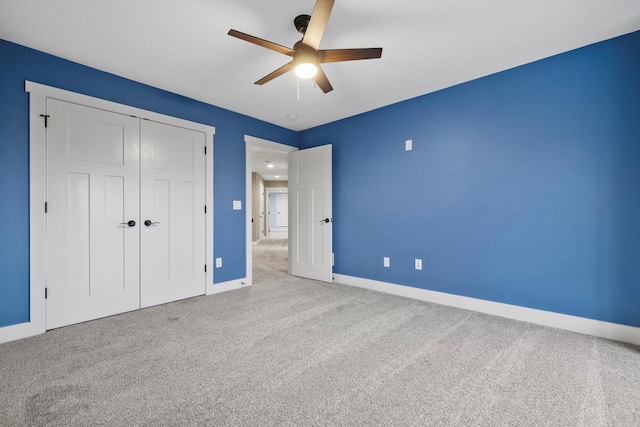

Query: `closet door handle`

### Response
(121, 220, 136, 227)
(144, 220, 160, 227)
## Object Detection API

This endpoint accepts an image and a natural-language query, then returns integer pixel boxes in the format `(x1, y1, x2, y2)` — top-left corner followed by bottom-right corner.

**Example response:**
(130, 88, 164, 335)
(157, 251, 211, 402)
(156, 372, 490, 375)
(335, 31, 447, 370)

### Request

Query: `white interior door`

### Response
(46, 99, 140, 329)
(276, 193, 288, 227)
(289, 144, 332, 282)
(140, 120, 206, 308)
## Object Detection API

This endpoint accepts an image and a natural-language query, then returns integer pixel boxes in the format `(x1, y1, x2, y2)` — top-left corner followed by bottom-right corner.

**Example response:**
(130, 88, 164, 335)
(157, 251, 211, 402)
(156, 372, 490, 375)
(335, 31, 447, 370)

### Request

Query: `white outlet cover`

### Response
(405, 139, 413, 151)
(415, 259, 422, 270)
(233, 200, 242, 210)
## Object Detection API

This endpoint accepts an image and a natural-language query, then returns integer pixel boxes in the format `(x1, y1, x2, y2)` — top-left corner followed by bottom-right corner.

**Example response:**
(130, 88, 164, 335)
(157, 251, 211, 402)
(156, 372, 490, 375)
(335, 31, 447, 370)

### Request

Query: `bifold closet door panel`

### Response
(139, 120, 206, 308)
(46, 99, 141, 329)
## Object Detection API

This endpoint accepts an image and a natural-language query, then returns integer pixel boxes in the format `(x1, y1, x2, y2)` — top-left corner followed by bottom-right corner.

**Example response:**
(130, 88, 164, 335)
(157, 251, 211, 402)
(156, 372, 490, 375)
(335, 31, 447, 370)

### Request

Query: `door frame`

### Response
(6, 81, 215, 342)
(244, 135, 297, 286)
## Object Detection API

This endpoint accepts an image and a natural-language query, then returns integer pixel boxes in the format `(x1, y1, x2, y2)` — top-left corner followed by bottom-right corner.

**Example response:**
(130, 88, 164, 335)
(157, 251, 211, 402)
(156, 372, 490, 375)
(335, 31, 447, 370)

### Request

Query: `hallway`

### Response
(252, 239, 288, 284)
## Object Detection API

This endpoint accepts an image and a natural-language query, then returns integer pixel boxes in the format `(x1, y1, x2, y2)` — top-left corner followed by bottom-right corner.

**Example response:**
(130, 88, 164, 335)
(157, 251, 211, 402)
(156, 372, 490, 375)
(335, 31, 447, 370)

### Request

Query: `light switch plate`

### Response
(383, 257, 390, 267)
(405, 139, 413, 151)
(215, 257, 222, 268)
(233, 200, 242, 210)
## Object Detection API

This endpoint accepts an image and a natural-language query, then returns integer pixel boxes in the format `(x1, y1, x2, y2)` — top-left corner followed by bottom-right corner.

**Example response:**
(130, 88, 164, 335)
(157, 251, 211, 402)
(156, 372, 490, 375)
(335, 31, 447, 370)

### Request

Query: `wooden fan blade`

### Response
(302, 0, 335, 50)
(255, 62, 295, 85)
(318, 48, 383, 63)
(314, 65, 333, 93)
(228, 29, 294, 56)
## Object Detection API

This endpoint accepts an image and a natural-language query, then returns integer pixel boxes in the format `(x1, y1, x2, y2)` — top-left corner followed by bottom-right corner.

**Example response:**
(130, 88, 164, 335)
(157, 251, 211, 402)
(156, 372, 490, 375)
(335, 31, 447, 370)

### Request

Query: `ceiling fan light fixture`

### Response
(293, 46, 318, 79)
(295, 62, 318, 79)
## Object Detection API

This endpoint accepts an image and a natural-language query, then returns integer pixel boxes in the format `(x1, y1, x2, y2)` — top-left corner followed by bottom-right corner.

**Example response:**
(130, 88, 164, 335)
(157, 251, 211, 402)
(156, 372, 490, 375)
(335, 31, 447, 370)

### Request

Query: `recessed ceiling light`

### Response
(267, 164, 274, 168)
(286, 114, 297, 120)
(275, 175, 280, 178)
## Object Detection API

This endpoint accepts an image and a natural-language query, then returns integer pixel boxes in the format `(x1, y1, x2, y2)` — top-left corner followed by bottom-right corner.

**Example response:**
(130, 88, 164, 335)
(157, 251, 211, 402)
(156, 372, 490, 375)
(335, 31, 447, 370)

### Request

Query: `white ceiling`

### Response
(1, 1, 640, 131)
(252, 146, 289, 181)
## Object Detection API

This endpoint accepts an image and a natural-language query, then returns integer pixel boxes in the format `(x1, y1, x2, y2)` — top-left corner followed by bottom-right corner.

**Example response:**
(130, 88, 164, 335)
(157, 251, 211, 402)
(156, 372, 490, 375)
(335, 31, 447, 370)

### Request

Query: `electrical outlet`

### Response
(405, 139, 413, 151)
(415, 259, 422, 270)
(383, 257, 390, 267)
(215, 257, 222, 268)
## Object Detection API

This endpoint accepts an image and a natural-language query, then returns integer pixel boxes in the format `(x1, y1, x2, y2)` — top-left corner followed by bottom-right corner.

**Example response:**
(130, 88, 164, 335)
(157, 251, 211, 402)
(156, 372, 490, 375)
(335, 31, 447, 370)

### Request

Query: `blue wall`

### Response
(3, 30, 640, 330)
(0, 39, 297, 328)
(300, 30, 640, 327)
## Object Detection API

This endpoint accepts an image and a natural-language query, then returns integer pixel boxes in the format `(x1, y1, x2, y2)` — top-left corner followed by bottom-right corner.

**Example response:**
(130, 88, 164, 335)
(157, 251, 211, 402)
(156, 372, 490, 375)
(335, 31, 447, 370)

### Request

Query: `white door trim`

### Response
(244, 135, 297, 286)
(0, 81, 215, 344)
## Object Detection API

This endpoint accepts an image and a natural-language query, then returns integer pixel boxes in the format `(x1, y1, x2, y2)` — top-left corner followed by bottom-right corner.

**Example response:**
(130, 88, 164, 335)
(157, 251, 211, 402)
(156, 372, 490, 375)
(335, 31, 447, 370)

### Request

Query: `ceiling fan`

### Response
(228, 0, 382, 93)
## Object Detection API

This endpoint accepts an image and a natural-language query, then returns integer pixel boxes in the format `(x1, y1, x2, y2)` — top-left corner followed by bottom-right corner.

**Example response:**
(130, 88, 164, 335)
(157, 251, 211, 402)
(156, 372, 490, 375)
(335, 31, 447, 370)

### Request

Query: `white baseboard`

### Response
(333, 274, 640, 346)
(0, 320, 44, 345)
(207, 278, 250, 295)
(268, 230, 288, 239)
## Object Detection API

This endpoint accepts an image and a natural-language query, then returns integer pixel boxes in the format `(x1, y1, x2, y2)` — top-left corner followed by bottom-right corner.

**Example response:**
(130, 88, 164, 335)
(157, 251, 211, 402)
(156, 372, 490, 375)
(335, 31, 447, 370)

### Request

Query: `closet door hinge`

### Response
(204, 146, 207, 154)
(204, 264, 207, 273)
(39, 114, 50, 128)
(45, 287, 48, 299)
(45, 202, 48, 213)
(204, 205, 207, 214)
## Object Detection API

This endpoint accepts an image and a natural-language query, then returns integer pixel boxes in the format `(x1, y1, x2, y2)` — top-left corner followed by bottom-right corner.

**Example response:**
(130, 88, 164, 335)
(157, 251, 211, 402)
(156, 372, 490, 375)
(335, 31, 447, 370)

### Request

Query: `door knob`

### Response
(144, 220, 160, 227)
(321, 218, 332, 223)
(121, 220, 136, 227)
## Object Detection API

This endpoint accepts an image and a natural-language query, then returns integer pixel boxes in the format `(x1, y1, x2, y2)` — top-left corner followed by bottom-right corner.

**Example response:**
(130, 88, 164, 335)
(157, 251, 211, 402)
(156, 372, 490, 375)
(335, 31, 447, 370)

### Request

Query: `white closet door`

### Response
(46, 99, 140, 329)
(140, 120, 206, 308)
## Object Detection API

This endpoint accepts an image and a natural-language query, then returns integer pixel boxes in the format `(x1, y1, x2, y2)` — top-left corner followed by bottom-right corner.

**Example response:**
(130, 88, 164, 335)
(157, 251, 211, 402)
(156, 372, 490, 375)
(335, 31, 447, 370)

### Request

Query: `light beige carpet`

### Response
(1, 239, 639, 426)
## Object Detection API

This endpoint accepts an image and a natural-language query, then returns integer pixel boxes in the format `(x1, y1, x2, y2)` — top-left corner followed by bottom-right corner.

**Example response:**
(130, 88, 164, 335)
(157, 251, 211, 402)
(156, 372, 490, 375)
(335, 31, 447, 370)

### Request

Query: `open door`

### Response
(289, 144, 332, 282)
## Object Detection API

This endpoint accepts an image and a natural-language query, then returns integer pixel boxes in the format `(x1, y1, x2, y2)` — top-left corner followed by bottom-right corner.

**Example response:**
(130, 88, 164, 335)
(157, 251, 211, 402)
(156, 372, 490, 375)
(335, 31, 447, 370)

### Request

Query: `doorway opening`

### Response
(245, 136, 297, 286)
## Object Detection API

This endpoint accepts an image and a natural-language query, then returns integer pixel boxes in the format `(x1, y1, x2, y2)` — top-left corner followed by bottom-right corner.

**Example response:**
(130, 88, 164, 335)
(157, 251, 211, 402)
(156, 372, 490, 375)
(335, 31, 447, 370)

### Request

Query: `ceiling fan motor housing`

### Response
(293, 43, 318, 67)
(294, 14, 311, 34)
